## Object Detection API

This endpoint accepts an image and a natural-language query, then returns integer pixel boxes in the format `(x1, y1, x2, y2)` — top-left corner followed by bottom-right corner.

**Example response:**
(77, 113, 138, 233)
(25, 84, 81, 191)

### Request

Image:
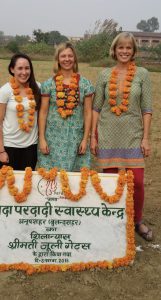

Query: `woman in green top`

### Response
(91, 32, 153, 241)
(37, 42, 94, 171)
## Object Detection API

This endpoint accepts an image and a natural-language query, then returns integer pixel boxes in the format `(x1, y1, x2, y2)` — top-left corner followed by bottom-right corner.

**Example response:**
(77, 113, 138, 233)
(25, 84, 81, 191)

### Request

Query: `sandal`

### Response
(135, 223, 153, 241)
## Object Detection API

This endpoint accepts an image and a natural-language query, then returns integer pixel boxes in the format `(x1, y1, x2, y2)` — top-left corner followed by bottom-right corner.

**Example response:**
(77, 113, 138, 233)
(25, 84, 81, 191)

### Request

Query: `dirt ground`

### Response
(0, 70, 161, 300)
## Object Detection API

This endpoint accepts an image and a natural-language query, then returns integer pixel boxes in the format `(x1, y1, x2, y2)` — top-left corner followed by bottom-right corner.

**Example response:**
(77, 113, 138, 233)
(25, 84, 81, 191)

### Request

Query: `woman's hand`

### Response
(39, 138, 50, 155)
(141, 138, 151, 157)
(0, 151, 9, 163)
(90, 136, 98, 155)
(78, 139, 87, 155)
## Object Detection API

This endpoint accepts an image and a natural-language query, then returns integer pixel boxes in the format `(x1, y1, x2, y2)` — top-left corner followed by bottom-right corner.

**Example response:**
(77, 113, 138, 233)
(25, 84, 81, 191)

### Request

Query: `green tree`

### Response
(151, 43, 161, 62)
(76, 19, 118, 62)
(137, 17, 159, 32)
(6, 40, 20, 53)
(33, 29, 45, 43)
(33, 29, 68, 45)
(15, 35, 30, 45)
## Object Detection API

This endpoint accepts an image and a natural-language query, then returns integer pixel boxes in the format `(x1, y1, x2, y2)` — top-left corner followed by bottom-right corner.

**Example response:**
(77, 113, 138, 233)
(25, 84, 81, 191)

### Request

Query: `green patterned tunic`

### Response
(37, 75, 94, 171)
(93, 67, 152, 169)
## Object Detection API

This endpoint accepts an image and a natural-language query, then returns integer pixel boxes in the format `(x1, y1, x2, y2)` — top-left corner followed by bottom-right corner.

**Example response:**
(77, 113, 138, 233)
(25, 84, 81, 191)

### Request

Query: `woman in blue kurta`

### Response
(37, 42, 94, 171)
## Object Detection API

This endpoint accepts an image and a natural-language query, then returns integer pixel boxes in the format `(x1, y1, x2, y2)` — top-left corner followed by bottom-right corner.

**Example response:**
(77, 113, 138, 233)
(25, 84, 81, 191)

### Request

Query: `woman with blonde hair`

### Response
(90, 32, 153, 241)
(37, 42, 94, 171)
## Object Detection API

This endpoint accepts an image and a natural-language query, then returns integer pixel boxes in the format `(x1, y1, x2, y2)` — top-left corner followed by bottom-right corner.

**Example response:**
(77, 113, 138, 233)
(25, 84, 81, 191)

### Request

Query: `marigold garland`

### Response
(60, 167, 89, 201)
(55, 73, 79, 119)
(109, 62, 136, 116)
(0, 170, 135, 274)
(90, 169, 127, 203)
(37, 167, 58, 181)
(0, 165, 32, 203)
(7, 166, 32, 203)
(10, 77, 36, 132)
(113, 170, 135, 267)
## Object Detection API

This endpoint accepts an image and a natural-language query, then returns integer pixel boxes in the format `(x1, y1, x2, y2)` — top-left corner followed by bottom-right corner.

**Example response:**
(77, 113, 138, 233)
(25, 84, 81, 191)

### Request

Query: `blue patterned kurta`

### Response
(37, 75, 94, 171)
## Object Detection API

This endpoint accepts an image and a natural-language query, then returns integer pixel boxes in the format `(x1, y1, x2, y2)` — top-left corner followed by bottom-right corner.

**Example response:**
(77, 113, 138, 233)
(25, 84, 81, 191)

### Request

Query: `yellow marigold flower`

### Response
(17, 112, 24, 117)
(15, 95, 22, 102)
(57, 92, 65, 98)
(56, 75, 63, 81)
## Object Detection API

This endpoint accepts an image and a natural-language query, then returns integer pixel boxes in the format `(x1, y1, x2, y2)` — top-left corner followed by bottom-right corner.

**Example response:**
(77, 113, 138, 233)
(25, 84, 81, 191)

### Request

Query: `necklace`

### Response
(55, 73, 79, 119)
(10, 77, 36, 132)
(108, 62, 136, 116)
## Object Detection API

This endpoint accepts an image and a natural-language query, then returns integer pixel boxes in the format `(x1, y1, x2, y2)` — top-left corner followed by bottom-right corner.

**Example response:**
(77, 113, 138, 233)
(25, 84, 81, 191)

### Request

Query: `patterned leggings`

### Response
(103, 168, 144, 224)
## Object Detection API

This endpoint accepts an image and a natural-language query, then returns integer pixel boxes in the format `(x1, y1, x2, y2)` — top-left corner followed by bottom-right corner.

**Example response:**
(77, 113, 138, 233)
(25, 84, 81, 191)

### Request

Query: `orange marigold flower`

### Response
(71, 78, 77, 84)
(57, 100, 65, 107)
(109, 99, 117, 106)
(115, 108, 121, 116)
(109, 77, 117, 84)
(29, 101, 36, 108)
(17, 112, 24, 117)
(27, 94, 34, 100)
(67, 95, 76, 102)
(69, 90, 76, 96)
(123, 94, 128, 99)
(56, 85, 64, 92)
(13, 89, 20, 95)
(16, 104, 24, 112)
(111, 106, 117, 113)
(28, 115, 34, 121)
(123, 87, 130, 93)
(57, 107, 63, 113)
(69, 83, 77, 89)
(65, 109, 73, 116)
(11, 83, 19, 89)
(28, 108, 35, 115)
(25, 88, 32, 94)
(66, 102, 75, 109)
(28, 121, 34, 127)
(109, 83, 117, 90)
(109, 91, 117, 98)
(122, 99, 129, 105)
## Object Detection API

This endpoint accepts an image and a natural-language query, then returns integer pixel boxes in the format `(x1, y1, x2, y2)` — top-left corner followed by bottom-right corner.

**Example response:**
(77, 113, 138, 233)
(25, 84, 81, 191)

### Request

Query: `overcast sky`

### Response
(0, 0, 161, 37)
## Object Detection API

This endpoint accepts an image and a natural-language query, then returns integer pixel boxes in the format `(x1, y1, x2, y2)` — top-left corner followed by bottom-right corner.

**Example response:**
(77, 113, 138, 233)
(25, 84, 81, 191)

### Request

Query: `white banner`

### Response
(0, 171, 135, 273)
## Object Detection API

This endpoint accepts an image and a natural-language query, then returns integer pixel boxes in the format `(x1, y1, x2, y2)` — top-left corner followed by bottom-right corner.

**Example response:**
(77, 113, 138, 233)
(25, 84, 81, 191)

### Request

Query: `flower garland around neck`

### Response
(60, 167, 89, 201)
(55, 73, 79, 119)
(108, 61, 136, 116)
(10, 77, 36, 132)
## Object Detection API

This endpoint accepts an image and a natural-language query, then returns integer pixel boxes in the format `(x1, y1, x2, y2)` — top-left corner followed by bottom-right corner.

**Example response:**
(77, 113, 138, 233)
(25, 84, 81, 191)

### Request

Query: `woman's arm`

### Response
(141, 113, 152, 157)
(38, 96, 50, 154)
(90, 110, 100, 155)
(78, 95, 93, 154)
(0, 103, 9, 163)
